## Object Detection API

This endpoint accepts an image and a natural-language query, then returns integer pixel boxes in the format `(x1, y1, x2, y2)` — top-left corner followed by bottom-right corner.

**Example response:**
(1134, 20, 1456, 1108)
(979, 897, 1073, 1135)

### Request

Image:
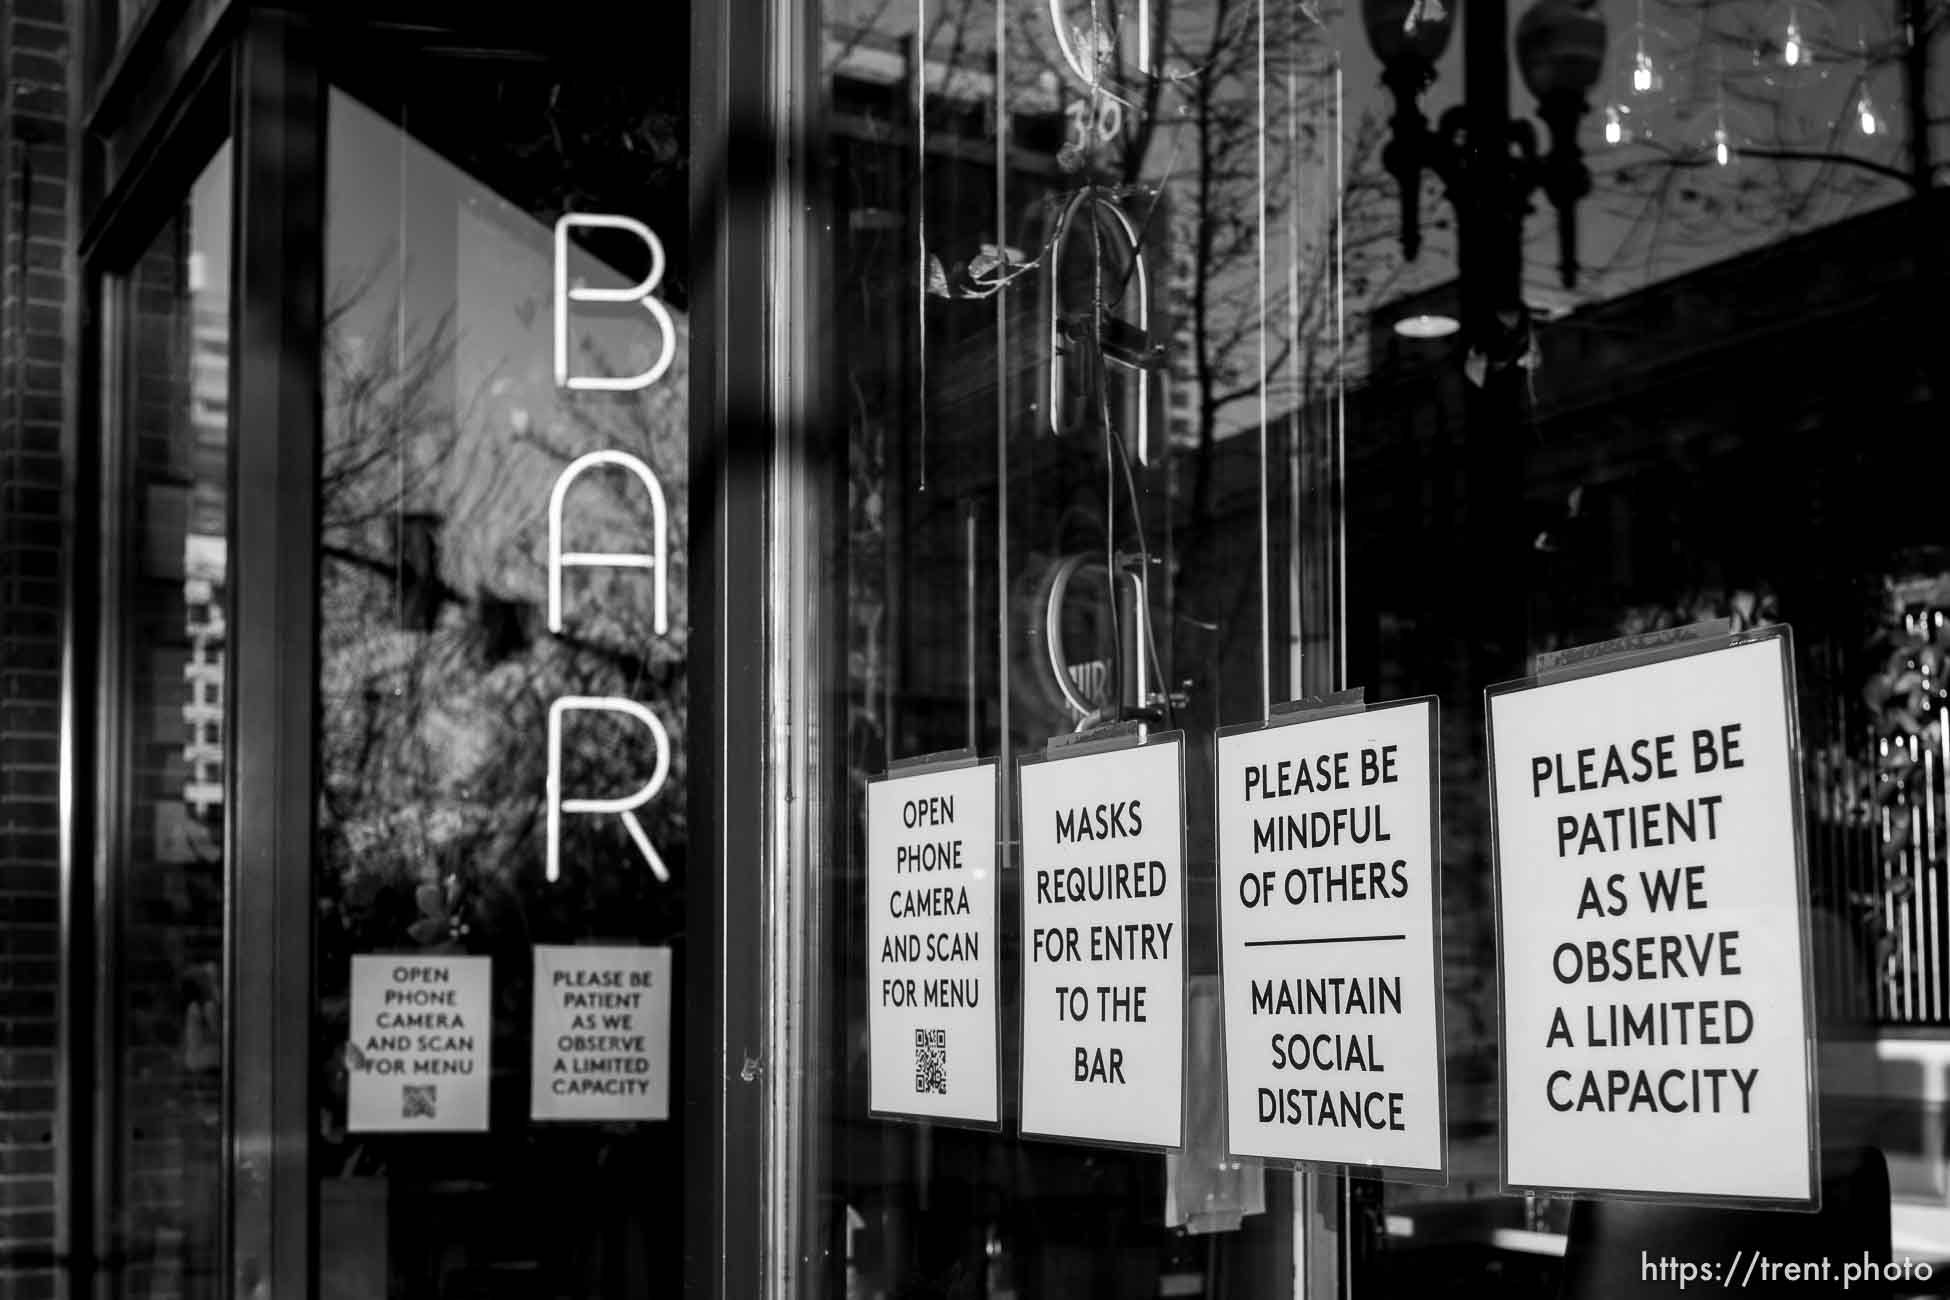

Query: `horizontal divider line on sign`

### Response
(1243, 934, 1406, 947)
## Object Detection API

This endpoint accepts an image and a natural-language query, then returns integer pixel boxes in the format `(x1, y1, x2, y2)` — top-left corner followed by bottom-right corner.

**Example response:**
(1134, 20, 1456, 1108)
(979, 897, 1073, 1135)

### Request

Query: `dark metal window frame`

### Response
(71, 5, 322, 1295)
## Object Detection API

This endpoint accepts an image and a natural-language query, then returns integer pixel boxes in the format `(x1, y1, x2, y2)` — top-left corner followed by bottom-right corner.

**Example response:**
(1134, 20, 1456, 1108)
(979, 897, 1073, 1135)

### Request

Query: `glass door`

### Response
(807, 1, 1339, 1294)
(310, 27, 692, 1296)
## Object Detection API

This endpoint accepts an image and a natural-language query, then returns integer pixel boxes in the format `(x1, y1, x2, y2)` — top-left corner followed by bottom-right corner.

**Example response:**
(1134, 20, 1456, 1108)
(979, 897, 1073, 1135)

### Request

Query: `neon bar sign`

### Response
(544, 214, 677, 884)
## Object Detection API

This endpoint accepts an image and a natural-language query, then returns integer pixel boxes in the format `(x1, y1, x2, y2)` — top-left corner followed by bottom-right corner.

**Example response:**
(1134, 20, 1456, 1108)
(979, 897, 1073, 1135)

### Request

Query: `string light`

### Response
(1853, 25, 1881, 137)
(1753, 0, 1834, 87)
(1632, 49, 1658, 93)
(1602, 0, 1667, 144)
(1856, 87, 1881, 135)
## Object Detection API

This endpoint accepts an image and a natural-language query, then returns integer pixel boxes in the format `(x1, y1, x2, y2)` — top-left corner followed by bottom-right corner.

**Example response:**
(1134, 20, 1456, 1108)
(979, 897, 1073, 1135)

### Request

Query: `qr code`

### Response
(402, 1085, 438, 1120)
(914, 1028, 947, 1095)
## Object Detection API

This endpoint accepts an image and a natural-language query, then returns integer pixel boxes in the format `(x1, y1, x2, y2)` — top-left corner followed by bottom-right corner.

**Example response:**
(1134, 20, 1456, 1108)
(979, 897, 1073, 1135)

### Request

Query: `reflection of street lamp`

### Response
(1364, 0, 1607, 299)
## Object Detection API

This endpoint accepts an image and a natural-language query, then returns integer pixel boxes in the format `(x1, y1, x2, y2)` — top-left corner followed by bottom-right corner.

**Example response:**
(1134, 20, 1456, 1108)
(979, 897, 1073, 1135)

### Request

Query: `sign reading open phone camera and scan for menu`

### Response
(347, 954, 494, 1133)
(1489, 628, 1818, 1206)
(1215, 698, 1447, 1179)
(865, 758, 1003, 1126)
(1018, 734, 1189, 1150)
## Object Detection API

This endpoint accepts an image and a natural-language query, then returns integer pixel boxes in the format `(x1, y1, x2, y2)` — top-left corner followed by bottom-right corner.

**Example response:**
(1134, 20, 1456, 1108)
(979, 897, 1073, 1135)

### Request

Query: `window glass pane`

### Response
(314, 43, 689, 1297)
(808, 0, 1938, 1292)
(817, 2, 1318, 1294)
(111, 141, 231, 1300)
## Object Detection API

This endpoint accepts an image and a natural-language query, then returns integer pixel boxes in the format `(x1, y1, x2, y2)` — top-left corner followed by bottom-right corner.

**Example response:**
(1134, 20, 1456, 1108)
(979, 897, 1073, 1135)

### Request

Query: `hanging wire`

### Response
(916, 6, 931, 492)
(1284, 1, 1306, 697)
(1333, 58, 1348, 687)
(1255, 0, 1272, 716)
(395, 98, 409, 634)
(994, 0, 1013, 839)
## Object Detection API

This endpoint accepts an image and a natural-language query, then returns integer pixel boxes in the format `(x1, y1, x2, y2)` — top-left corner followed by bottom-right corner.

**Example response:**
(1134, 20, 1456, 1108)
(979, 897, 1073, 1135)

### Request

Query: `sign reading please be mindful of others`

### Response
(1216, 698, 1446, 1179)
(1018, 733, 1187, 1150)
(1489, 629, 1818, 1206)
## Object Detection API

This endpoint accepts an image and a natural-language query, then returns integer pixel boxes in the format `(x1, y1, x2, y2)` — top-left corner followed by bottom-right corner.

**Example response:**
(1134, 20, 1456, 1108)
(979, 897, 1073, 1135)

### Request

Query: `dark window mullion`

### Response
(227, 11, 323, 1299)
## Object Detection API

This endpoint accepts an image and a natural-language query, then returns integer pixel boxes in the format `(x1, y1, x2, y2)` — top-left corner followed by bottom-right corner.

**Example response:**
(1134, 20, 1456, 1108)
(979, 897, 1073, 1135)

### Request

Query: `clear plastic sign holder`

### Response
(1014, 722, 1190, 1153)
(864, 746, 1005, 1133)
(1214, 688, 1451, 1188)
(1486, 620, 1822, 1211)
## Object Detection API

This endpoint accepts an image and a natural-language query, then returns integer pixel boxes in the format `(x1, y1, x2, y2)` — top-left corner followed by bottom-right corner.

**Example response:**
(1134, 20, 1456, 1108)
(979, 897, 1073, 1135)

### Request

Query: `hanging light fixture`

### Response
(1782, 6, 1806, 66)
(1697, 49, 1745, 167)
(1854, 87, 1882, 135)
(1597, 0, 1671, 147)
(1852, 25, 1883, 137)
(1745, 0, 1835, 88)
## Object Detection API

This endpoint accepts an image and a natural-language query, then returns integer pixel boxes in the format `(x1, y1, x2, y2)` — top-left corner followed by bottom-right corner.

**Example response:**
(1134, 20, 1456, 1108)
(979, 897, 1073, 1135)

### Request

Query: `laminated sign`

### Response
(531, 945, 672, 1122)
(348, 954, 492, 1133)
(1488, 629, 1817, 1205)
(1216, 698, 1446, 1178)
(1018, 733, 1187, 1150)
(866, 758, 1001, 1125)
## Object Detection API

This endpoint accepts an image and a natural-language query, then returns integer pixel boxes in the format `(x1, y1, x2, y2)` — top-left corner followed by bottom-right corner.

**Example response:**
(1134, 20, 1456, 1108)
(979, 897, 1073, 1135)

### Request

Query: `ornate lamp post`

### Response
(1359, 0, 1609, 757)
(1364, 0, 1608, 309)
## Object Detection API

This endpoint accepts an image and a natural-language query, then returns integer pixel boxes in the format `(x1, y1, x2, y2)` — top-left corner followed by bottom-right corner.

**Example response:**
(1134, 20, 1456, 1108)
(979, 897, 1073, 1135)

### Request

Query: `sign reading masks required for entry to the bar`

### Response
(1216, 698, 1446, 1177)
(1018, 734, 1187, 1150)
(1489, 630, 1817, 1204)
(866, 760, 1001, 1125)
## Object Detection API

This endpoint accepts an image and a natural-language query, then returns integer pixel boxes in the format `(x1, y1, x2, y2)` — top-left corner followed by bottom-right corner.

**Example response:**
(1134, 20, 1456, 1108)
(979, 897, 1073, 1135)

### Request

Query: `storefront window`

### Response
(814, 1, 1331, 1293)
(802, 0, 1946, 1294)
(105, 142, 231, 1300)
(313, 41, 689, 1297)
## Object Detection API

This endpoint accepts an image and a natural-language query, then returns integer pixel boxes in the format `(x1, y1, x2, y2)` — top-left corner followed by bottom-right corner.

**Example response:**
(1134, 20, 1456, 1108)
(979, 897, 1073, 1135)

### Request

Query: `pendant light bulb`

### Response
(1856, 89, 1880, 135)
(1782, 11, 1806, 67)
(1631, 48, 1660, 94)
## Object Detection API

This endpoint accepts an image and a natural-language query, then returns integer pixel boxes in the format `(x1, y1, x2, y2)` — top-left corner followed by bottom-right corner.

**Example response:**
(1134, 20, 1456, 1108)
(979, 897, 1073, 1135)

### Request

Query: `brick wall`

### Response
(0, 0, 72, 1297)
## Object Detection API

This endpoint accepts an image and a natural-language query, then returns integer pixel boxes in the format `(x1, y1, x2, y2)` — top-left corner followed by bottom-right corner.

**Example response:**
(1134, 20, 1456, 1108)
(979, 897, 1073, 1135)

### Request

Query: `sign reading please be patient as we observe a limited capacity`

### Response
(1490, 630, 1817, 1205)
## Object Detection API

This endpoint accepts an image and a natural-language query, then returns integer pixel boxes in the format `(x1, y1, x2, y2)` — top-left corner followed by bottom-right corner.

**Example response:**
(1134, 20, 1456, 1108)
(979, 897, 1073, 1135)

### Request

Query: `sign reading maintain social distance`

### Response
(531, 945, 672, 1122)
(348, 953, 492, 1132)
(1489, 629, 1817, 1204)
(1216, 698, 1446, 1177)
(866, 760, 1001, 1125)
(1019, 733, 1187, 1149)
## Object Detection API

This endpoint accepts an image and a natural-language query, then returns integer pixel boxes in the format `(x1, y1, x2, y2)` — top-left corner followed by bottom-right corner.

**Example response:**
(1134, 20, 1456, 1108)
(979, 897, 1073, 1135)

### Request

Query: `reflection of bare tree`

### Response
(313, 261, 690, 1143)
(1584, 0, 1944, 287)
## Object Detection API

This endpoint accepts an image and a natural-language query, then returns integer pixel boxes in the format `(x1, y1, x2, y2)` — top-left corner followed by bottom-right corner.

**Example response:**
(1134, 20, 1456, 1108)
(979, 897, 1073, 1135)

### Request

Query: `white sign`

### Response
(1018, 735, 1186, 1148)
(530, 945, 673, 1122)
(1490, 633, 1816, 1203)
(866, 762, 1000, 1124)
(1216, 699, 1445, 1176)
(348, 954, 492, 1133)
